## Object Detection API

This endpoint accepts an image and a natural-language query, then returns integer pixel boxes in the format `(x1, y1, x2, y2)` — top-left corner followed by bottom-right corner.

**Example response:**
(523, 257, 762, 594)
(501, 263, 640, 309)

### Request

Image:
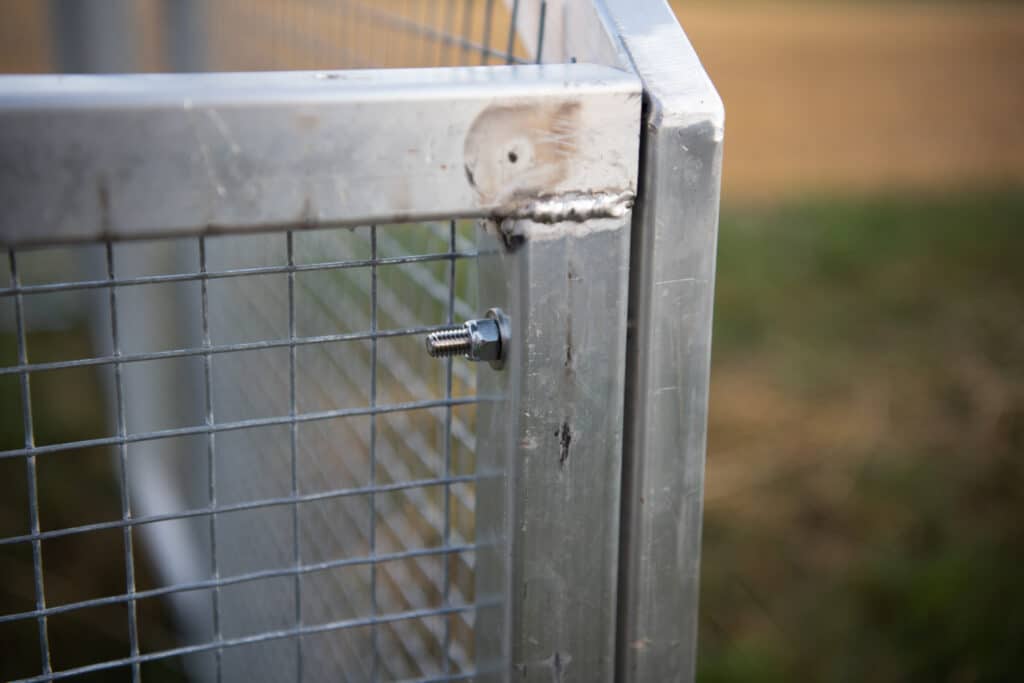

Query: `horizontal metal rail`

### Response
(0, 64, 640, 245)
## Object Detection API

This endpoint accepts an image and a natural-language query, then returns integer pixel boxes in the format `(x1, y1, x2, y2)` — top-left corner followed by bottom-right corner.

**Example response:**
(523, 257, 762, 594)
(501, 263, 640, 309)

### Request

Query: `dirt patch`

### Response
(673, 2, 1024, 200)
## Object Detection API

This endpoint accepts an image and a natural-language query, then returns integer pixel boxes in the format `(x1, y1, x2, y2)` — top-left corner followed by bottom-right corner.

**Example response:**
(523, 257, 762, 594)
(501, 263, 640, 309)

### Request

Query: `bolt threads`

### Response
(425, 326, 471, 358)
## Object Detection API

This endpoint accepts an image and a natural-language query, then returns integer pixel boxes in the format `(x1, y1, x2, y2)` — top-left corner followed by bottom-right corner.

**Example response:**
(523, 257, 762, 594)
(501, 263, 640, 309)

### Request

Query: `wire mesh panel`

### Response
(1, 0, 548, 75)
(0, 3, 548, 675)
(191, 0, 545, 71)
(0, 221, 480, 682)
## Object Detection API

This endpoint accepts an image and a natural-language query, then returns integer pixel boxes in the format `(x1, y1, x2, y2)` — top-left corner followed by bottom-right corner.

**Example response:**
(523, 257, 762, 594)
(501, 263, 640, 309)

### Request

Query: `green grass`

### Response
(714, 191, 1024, 371)
(700, 189, 1024, 683)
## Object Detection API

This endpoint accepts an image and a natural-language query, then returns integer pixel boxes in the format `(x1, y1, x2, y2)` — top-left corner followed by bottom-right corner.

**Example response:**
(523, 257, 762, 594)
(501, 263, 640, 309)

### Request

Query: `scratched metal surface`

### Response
(0, 65, 641, 246)
(474, 199, 640, 683)
(474, 2, 723, 680)
(469, 6, 642, 682)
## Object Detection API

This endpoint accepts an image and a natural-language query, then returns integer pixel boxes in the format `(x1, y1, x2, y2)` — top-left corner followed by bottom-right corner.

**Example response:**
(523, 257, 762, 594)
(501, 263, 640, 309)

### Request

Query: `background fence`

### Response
(5, 0, 538, 73)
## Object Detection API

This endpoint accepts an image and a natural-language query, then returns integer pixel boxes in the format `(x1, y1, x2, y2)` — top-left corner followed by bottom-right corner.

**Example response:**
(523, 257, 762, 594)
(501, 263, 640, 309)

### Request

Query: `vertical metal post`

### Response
(48, 0, 139, 73)
(595, 2, 726, 682)
(480, 0, 495, 65)
(469, 60, 641, 683)
(504, 0, 521, 64)
(163, 0, 208, 72)
(475, 212, 634, 682)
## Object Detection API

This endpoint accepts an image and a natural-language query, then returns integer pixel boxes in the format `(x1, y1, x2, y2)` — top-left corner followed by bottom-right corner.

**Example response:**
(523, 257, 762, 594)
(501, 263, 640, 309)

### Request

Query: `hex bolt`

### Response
(425, 328, 472, 357)
(425, 308, 509, 370)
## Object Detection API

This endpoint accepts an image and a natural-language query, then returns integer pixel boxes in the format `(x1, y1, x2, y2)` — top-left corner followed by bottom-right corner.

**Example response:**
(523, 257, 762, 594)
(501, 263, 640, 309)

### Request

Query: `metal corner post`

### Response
(592, 1, 726, 681)
(473, 77, 642, 680)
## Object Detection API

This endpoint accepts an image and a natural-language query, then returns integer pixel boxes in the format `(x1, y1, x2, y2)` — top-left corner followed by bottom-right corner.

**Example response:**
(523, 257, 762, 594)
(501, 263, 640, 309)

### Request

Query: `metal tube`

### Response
(0, 64, 640, 246)
(589, 2, 725, 681)
(473, 76, 642, 682)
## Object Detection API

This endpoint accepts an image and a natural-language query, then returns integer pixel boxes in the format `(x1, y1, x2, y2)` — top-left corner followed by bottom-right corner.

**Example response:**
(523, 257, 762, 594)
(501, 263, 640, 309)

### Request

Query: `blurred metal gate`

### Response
(0, 1, 723, 681)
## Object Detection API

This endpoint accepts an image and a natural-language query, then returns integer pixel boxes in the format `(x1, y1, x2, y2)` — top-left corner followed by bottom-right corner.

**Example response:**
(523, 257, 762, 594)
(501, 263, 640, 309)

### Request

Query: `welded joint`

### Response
(495, 190, 635, 224)
(489, 189, 635, 252)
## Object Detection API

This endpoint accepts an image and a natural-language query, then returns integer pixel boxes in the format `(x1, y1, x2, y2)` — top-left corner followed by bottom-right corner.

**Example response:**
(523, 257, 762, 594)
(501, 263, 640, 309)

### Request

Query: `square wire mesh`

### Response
(0, 0, 550, 74)
(0, 2, 554, 680)
(193, 0, 547, 71)
(0, 221, 480, 682)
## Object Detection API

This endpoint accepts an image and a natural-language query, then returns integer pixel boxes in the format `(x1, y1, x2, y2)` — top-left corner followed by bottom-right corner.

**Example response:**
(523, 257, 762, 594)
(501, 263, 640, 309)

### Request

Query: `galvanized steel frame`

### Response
(496, 1, 724, 681)
(473, 127, 639, 681)
(0, 1, 722, 680)
(0, 64, 639, 245)
(587, 2, 725, 682)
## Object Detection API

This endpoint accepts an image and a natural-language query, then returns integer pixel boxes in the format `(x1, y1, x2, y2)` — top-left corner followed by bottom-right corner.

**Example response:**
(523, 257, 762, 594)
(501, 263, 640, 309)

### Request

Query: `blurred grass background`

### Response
(672, 2, 1024, 680)
(701, 192, 1024, 682)
(0, 0, 1022, 681)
